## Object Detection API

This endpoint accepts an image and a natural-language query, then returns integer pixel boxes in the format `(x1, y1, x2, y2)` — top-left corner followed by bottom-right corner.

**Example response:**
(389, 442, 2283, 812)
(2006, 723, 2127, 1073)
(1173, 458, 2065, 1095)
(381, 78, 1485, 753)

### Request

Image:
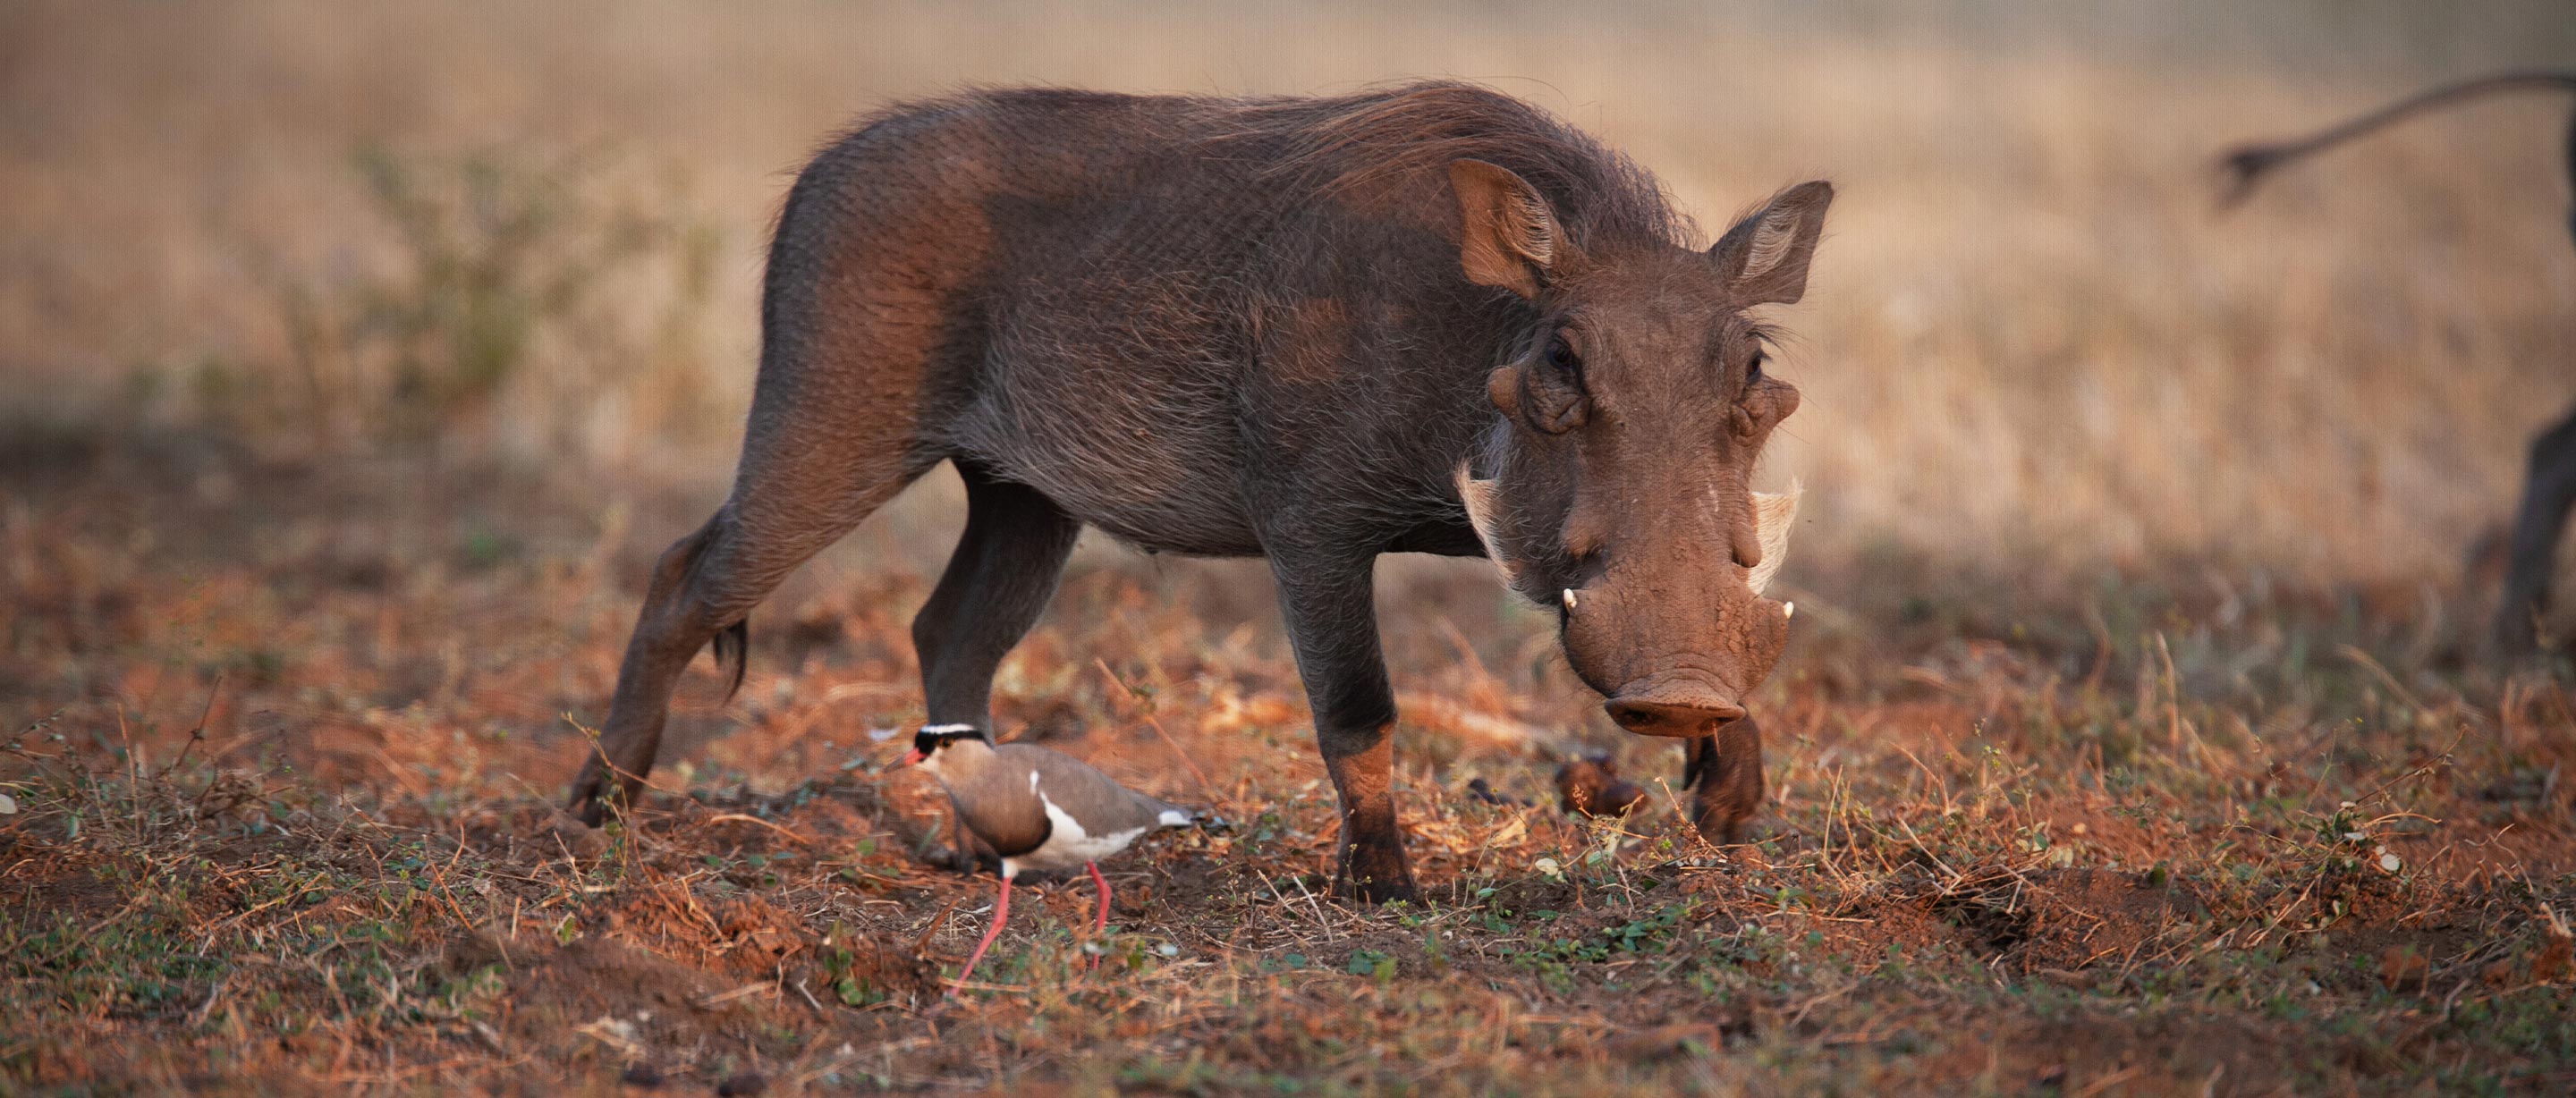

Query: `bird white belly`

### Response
(1011, 790, 1149, 873)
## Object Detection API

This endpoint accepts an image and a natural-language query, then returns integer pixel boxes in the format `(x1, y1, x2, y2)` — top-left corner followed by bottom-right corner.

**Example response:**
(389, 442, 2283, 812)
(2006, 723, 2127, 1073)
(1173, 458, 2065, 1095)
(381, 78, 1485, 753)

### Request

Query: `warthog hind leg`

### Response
(2494, 401, 2576, 656)
(568, 366, 936, 822)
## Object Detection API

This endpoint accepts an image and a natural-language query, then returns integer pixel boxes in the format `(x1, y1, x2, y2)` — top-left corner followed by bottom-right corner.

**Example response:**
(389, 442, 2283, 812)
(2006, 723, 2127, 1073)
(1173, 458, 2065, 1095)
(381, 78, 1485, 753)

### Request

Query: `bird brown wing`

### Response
(997, 744, 1187, 836)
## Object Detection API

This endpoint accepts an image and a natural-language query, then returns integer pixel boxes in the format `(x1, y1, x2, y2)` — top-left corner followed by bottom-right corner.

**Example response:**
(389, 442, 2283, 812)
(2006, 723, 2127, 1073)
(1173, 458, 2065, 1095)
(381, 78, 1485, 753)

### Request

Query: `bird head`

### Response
(896, 724, 990, 773)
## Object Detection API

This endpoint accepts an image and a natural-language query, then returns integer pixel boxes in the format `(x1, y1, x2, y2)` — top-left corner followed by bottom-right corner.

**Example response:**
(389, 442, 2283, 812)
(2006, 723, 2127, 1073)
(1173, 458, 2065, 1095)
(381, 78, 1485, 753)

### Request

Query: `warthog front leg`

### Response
(911, 466, 1080, 874)
(912, 468, 1082, 729)
(1684, 715, 1765, 844)
(1268, 551, 1419, 903)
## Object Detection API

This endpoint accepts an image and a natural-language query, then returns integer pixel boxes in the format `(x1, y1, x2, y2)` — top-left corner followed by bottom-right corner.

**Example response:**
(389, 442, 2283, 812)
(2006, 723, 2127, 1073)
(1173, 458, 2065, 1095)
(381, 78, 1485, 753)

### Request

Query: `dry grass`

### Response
(5, 433, 2573, 1096)
(5, 2, 2576, 1094)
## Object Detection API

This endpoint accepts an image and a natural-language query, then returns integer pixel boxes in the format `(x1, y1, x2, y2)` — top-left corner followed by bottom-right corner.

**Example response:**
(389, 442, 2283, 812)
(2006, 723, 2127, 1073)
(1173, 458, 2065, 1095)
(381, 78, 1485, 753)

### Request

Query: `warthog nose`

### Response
(1604, 696, 1747, 737)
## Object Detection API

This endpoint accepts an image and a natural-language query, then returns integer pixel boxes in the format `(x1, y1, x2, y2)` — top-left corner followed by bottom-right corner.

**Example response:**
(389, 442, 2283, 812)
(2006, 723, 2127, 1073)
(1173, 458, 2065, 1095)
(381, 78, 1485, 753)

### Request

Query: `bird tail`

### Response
(1171, 806, 1231, 832)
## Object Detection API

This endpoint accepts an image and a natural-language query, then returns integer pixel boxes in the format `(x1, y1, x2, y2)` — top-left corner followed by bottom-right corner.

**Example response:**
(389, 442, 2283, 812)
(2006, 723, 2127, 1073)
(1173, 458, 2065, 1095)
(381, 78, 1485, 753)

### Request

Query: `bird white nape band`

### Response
(920, 723, 979, 736)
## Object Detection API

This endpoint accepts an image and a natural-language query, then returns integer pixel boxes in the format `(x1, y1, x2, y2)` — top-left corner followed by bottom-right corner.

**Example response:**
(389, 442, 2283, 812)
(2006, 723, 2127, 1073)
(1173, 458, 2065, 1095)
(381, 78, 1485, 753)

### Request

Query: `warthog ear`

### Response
(1453, 460, 1526, 592)
(1710, 182, 1834, 306)
(1745, 480, 1801, 596)
(1449, 159, 1560, 300)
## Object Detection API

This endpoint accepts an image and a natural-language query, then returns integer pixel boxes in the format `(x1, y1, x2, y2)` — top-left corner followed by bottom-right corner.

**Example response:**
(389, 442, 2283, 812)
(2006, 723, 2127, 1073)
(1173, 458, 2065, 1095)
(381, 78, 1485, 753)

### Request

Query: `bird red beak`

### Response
(894, 747, 926, 769)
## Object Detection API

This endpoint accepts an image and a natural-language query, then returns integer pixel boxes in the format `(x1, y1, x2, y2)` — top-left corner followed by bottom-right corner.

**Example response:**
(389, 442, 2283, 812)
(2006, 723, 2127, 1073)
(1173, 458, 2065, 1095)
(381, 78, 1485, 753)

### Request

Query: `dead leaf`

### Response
(574, 1016, 642, 1059)
(2377, 946, 2428, 992)
(2535, 938, 2572, 984)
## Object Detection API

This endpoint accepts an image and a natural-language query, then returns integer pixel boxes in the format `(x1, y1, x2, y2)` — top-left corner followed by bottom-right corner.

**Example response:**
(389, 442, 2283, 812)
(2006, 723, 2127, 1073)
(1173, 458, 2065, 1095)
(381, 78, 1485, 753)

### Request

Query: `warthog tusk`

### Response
(1745, 479, 1802, 596)
(1783, 601, 1795, 621)
(1562, 588, 1579, 612)
(1454, 461, 1524, 592)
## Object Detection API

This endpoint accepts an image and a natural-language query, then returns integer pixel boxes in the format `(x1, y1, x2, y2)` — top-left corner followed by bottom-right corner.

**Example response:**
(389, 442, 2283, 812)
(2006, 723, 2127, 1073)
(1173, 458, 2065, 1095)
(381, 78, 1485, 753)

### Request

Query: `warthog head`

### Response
(1449, 159, 1829, 737)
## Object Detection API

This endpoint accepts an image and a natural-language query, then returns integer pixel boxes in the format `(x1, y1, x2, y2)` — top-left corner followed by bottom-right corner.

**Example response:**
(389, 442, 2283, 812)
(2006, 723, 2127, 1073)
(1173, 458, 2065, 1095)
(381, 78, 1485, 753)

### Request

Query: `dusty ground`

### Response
(4, 430, 2572, 1096)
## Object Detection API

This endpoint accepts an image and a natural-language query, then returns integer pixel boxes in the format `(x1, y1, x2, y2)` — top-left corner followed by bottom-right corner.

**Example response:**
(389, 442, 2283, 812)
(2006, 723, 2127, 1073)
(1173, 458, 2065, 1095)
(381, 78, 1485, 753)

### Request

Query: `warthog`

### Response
(566, 81, 1832, 900)
(2223, 71, 2576, 657)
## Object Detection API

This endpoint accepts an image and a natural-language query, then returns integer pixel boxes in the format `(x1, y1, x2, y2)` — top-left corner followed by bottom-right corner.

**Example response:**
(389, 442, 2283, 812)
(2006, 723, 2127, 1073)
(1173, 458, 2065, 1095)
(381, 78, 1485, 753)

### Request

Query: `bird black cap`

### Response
(912, 723, 990, 756)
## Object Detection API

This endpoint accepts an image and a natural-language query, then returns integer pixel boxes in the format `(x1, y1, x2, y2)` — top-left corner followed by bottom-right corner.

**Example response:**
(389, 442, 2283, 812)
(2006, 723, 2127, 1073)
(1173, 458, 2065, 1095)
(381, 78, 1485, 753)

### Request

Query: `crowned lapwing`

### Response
(896, 724, 1197, 991)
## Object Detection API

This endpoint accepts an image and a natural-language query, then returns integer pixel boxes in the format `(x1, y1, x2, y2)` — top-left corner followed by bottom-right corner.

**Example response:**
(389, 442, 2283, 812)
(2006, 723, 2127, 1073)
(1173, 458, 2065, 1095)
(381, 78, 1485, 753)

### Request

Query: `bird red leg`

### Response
(1086, 862, 1112, 969)
(951, 874, 1013, 995)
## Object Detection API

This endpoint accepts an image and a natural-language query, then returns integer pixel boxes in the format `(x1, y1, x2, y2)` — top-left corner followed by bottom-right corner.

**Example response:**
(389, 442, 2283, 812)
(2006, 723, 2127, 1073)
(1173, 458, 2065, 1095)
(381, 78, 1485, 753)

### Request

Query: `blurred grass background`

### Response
(4, 0, 2573, 614)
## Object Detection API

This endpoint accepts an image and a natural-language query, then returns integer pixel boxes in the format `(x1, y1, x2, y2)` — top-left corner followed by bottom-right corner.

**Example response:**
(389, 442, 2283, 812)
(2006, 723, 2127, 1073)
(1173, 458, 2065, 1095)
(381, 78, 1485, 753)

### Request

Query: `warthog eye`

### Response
(1546, 333, 1580, 375)
(1746, 349, 1765, 385)
(1520, 329, 1589, 434)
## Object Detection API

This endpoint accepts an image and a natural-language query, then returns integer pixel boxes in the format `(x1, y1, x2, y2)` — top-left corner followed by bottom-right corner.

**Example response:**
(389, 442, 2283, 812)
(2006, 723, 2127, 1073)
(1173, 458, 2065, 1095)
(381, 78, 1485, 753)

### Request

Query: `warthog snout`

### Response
(1579, 588, 1790, 737)
(1604, 691, 1747, 737)
(1529, 481, 1801, 739)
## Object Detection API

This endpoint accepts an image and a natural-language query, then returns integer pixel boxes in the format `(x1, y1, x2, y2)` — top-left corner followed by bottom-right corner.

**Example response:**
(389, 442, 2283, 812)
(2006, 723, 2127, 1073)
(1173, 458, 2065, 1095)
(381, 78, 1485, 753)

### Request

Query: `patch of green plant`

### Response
(1345, 949, 1396, 984)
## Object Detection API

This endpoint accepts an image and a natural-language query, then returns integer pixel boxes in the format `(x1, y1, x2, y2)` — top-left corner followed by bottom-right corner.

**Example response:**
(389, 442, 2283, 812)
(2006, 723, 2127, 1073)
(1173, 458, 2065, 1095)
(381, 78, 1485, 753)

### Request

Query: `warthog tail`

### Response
(711, 618, 749, 704)
(2219, 70, 2576, 207)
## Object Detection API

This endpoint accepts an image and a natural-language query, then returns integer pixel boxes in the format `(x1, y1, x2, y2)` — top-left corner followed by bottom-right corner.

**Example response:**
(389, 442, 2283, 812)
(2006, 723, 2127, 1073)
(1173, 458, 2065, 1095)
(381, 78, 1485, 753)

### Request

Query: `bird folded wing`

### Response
(999, 744, 1187, 837)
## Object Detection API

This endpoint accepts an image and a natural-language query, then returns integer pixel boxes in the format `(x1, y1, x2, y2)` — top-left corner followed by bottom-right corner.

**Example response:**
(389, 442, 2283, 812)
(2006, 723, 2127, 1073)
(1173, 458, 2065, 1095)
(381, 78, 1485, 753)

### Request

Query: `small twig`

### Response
(1784, 979, 1854, 1028)
(2157, 632, 2212, 769)
(1142, 716, 1222, 804)
(188, 975, 231, 1026)
(1092, 658, 1224, 800)
(2348, 727, 2470, 814)
(1893, 816, 1963, 892)
(702, 813, 815, 846)
(909, 896, 963, 958)
(2337, 644, 2423, 714)
(2072, 1065, 2144, 1098)
(1288, 873, 1340, 942)
(160, 673, 225, 781)
(2244, 871, 2326, 950)
(695, 981, 774, 1009)
(1093, 658, 1148, 711)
